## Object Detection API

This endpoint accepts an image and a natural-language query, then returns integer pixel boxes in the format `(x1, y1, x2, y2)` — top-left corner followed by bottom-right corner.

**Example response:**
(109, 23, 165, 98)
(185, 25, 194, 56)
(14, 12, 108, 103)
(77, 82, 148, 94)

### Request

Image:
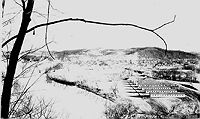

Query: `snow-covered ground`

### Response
(5, 60, 115, 119)
(2, 51, 200, 118)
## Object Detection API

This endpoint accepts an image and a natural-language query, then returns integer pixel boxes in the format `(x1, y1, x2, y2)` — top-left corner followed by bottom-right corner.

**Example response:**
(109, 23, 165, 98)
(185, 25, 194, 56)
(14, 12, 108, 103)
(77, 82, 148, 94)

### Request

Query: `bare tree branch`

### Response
(153, 15, 176, 31)
(2, 30, 12, 45)
(2, 10, 22, 27)
(3, 11, 21, 16)
(13, 0, 23, 9)
(46, 0, 64, 14)
(9, 65, 37, 116)
(14, 61, 37, 79)
(2, 51, 9, 66)
(1, 31, 12, 67)
(45, 0, 55, 60)
(21, 0, 26, 11)
(152, 31, 168, 54)
(10, 70, 45, 116)
(18, 41, 53, 61)
(32, 11, 47, 19)
(2, 0, 5, 18)
(2, 16, 176, 51)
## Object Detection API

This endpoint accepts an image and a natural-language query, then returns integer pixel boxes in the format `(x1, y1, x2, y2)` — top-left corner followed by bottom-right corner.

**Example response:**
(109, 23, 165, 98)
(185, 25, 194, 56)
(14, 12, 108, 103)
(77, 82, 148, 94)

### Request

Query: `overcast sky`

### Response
(3, 0, 200, 52)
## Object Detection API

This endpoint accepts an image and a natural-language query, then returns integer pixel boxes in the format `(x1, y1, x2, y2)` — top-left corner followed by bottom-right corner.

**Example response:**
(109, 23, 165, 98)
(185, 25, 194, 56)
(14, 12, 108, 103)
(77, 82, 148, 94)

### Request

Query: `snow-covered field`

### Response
(2, 60, 116, 119)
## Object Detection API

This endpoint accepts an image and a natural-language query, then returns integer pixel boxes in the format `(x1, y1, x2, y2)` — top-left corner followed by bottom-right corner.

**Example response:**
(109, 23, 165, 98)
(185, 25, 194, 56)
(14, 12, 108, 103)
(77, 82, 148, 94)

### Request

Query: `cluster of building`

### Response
(125, 78, 185, 98)
(152, 68, 198, 83)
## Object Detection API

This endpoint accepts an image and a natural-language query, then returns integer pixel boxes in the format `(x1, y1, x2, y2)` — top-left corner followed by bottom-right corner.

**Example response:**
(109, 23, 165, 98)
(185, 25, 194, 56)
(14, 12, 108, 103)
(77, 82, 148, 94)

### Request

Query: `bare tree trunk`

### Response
(1, 0, 34, 118)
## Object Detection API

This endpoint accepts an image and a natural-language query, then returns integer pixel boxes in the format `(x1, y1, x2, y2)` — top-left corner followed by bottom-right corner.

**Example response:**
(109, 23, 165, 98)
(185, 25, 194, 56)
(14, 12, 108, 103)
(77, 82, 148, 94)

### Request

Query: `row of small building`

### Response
(124, 78, 185, 98)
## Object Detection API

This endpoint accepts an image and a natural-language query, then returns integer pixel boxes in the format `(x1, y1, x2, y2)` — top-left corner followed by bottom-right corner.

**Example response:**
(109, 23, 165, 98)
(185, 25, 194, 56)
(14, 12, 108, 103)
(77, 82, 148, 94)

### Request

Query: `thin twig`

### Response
(9, 71, 45, 116)
(13, 0, 23, 8)
(45, 0, 55, 60)
(1, 51, 9, 67)
(14, 62, 37, 79)
(2, 30, 12, 43)
(9, 65, 37, 116)
(1, 31, 12, 66)
(32, 11, 47, 19)
(153, 15, 176, 31)
(3, 11, 21, 17)
(46, 0, 64, 14)
(18, 41, 53, 61)
(2, 10, 22, 27)
(14, 58, 45, 79)
(18, 46, 34, 62)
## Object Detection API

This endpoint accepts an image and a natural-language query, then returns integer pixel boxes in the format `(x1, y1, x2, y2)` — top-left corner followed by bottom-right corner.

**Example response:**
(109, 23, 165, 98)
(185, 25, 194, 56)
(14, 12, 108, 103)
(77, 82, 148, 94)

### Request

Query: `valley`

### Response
(2, 47, 200, 119)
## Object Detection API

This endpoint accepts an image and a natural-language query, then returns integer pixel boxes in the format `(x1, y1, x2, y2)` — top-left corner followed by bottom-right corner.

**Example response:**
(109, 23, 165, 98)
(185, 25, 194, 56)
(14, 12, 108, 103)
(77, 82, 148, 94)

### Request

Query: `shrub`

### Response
(9, 81, 57, 119)
(104, 99, 138, 119)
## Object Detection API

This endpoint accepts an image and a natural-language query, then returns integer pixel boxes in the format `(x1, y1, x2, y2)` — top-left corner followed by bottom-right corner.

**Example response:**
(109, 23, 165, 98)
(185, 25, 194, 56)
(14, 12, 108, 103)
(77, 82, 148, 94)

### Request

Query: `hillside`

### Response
(2, 47, 199, 66)
(2, 47, 200, 119)
(34, 47, 199, 68)
(50, 47, 199, 60)
(136, 47, 199, 60)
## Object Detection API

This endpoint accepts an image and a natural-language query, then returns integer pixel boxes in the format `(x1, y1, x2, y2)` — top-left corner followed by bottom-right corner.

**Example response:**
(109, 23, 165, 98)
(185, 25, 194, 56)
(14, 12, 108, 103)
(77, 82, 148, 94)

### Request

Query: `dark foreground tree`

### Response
(1, 0, 35, 117)
(1, 0, 175, 118)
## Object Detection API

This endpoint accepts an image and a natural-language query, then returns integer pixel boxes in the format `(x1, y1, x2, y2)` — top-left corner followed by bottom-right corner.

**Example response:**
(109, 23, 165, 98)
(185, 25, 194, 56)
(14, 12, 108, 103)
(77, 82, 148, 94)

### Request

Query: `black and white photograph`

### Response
(1, 0, 200, 119)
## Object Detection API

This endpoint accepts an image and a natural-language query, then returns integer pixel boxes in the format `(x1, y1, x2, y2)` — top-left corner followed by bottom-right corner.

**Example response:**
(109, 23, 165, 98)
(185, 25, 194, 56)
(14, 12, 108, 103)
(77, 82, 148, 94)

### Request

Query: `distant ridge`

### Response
(16, 47, 199, 61)
(135, 47, 199, 60)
